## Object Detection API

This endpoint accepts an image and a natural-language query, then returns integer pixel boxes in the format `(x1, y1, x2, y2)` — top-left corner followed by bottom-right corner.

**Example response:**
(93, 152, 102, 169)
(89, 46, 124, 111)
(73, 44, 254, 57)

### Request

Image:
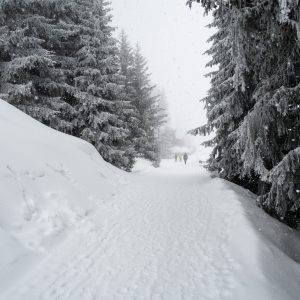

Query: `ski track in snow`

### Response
(3, 162, 243, 300)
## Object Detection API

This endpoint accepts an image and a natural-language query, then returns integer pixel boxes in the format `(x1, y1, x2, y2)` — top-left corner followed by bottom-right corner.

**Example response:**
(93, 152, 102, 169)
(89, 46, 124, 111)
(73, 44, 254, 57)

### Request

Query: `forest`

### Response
(1, 0, 300, 227)
(1, 1, 300, 297)
(189, 0, 300, 227)
(0, 0, 172, 171)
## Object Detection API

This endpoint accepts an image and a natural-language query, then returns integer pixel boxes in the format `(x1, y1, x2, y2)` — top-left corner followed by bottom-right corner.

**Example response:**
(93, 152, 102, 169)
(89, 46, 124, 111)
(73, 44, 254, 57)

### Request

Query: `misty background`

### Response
(111, 0, 213, 143)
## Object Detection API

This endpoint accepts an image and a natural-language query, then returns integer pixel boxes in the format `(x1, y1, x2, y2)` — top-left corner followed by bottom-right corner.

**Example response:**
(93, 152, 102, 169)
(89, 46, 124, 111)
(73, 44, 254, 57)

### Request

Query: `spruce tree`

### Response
(159, 126, 176, 159)
(117, 30, 139, 166)
(0, 0, 136, 171)
(131, 45, 166, 165)
(70, 0, 136, 171)
(189, 0, 300, 226)
(155, 88, 175, 159)
(189, 2, 255, 181)
(0, 0, 78, 131)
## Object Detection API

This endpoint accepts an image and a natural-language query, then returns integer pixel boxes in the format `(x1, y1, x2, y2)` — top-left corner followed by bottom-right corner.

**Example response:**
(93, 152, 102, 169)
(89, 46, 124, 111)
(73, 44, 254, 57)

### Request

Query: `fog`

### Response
(111, 0, 213, 139)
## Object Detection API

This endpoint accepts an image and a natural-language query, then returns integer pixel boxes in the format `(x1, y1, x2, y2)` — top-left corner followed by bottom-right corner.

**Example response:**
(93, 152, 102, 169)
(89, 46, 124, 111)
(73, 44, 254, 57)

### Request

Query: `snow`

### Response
(1, 100, 300, 299)
(0, 99, 125, 292)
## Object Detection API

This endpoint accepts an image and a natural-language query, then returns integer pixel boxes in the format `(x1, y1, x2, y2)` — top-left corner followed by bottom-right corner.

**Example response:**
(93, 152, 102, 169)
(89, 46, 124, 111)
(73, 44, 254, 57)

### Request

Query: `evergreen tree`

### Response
(159, 126, 176, 159)
(118, 33, 168, 166)
(190, 2, 255, 180)
(0, 0, 136, 171)
(131, 45, 166, 165)
(117, 30, 140, 166)
(154, 87, 175, 159)
(70, 0, 136, 171)
(0, 0, 78, 132)
(118, 31, 135, 96)
(189, 0, 300, 227)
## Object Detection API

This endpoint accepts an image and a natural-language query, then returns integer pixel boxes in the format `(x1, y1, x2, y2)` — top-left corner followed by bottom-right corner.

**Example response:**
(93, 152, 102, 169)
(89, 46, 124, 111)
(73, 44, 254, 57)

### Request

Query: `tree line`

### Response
(0, 0, 166, 171)
(189, 0, 300, 227)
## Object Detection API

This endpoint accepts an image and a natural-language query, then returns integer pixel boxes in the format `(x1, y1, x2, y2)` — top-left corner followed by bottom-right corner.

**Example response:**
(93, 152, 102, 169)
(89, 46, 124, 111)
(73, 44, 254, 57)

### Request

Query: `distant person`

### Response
(175, 153, 178, 162)
(183, 152, 188, 165)
(179, 153, 183, 162)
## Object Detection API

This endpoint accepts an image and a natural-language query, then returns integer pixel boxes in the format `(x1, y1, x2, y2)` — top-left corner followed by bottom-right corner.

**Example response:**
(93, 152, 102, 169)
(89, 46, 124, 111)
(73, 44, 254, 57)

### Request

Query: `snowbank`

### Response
(1, 100, 300, 299)
(0, 100, 125, 291)
(214, 178, 300, 300)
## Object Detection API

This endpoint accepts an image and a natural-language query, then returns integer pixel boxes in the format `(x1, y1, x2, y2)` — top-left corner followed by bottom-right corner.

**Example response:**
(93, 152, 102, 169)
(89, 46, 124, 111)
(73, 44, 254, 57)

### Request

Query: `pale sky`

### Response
(110, 0, 213, 138)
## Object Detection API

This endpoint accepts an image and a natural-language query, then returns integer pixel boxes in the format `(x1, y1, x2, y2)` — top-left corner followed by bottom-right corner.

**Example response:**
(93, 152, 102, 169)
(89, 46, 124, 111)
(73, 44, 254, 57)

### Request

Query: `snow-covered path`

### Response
(3, 161, 300, 300)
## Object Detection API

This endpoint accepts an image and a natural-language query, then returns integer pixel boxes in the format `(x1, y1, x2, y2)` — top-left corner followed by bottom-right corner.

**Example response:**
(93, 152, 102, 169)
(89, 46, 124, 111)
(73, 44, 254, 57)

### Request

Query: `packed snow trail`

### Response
(3, 160, 300, 300)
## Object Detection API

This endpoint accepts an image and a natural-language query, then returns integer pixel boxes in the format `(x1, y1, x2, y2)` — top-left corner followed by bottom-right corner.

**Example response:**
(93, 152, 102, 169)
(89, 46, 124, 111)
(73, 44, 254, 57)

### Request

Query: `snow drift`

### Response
(0, 99, 125, 291)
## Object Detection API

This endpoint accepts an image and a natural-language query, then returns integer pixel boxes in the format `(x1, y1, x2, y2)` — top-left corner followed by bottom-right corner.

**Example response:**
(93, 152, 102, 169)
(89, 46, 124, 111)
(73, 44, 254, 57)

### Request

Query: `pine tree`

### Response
(154, 88, 175, 159)
(189, 2, 255, 181)
(0, 0, 136, 171)
(0, 0, 78, 131)
(118, 31, 135, 96)
(131, 45, 166, 165)
(159, 126, 176, 159)
(117, 30, 139, 165)
(189, 0, 300, 227)
(70, 0, 136, 171)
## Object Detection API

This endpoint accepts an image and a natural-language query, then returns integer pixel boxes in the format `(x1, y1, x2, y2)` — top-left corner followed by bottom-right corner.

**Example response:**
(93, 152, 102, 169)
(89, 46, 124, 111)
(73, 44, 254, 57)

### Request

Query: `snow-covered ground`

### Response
(0, 100, 126, 294)
(1, 100, 300, 300)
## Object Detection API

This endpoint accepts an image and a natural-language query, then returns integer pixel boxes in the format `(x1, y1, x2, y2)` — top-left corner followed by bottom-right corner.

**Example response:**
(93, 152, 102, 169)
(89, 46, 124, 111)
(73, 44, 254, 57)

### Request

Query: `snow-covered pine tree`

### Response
(154, 88, 175, 159)
(116, 30, 140, 166)
(70, 0, 136, 171)
(0, 0, 137, 171)
(189, 2, 256, 184)
(0, 0, 78, 131)
(118, 31, 135, 98)
(131, 45, 166, 165)
(159, 126, 176, 159)
(238, 1, 300, 225)
(189, 0, 300, 227)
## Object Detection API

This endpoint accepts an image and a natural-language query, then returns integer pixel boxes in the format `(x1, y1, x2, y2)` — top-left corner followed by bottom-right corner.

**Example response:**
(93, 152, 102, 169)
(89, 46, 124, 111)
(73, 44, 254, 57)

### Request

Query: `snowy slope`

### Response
(1, 100, 300, 300)
(0, 100, 126, 293)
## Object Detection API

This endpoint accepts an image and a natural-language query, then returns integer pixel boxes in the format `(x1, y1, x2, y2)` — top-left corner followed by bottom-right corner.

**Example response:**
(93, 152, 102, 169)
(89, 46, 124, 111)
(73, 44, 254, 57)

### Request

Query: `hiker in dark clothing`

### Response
(183, 152, 188, 165)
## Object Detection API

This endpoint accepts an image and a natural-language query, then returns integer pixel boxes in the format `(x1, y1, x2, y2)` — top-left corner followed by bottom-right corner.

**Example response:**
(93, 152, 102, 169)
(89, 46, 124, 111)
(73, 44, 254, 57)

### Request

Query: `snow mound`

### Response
(1, 100, 300, 300)
(0, 100, 125, 289)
